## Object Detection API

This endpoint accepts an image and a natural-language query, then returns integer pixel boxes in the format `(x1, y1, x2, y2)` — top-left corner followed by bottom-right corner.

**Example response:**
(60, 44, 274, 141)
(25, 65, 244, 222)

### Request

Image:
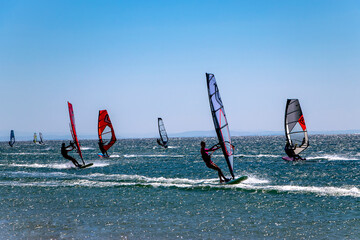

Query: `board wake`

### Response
(282, 156, 306, 162)
(225, 176, 248, 184)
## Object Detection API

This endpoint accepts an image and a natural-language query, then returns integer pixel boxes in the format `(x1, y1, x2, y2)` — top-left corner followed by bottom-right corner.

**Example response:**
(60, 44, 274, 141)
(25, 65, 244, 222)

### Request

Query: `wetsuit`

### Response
(285, 142, 303, 160)
(157, 139, 168, 148)
(201, 145, 227, 182)
(61, 143, 81, 167)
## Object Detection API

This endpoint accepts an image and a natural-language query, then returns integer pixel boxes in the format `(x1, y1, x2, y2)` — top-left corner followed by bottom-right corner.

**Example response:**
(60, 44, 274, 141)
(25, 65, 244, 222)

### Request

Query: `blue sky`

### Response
(1, 0, 359, 138)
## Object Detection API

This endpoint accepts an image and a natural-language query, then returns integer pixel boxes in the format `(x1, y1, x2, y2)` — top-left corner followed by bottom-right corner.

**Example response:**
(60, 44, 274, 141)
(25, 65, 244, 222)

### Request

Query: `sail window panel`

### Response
(101, 126, 112, 145)
(211, 94, 222, 112)
(289, 123, 306, 146)
(217, 109, 228, 129)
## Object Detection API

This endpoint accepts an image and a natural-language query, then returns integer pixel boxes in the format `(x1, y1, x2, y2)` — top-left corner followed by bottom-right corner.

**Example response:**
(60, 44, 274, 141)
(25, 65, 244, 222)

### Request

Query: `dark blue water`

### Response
(0, 135, 359, 239)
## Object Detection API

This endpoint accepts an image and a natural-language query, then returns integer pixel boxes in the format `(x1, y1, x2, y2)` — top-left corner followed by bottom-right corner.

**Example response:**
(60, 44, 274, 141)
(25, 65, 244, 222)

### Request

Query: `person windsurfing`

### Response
(200, 141, 230, 183)
(98, 140, 109, 158)
(284, 142, 304, 160)
(157, 138, 168, 148)
(61, 141, 81, 167)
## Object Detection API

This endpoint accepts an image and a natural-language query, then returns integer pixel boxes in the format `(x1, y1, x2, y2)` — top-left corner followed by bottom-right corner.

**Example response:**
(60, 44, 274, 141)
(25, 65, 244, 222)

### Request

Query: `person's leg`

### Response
(65, 155, 81, 167)
(207, 162, 226, 181)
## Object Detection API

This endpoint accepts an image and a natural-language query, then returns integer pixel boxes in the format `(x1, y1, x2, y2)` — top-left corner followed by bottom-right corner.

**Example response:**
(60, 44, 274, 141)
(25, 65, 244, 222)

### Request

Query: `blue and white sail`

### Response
(206, 73, 235, 179)
(9, 130, 15, 147)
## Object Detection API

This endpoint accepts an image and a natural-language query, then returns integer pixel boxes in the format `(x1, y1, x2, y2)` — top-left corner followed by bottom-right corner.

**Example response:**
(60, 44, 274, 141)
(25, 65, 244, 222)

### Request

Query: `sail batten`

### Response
(206, 73, 235, 179)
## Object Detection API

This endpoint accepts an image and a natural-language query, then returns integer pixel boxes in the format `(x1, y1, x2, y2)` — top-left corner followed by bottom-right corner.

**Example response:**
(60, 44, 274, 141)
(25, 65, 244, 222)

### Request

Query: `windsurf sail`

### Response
(284, 99, 309, 155)
(157, 118, 168, 148)
(33, 133, 37, 143)
(206, 73, 235, 179)
(9, 130, 15, 147)
(39, 132, 44, 144)
(98, 110, 117, 154)
(67, 101, 85, 165)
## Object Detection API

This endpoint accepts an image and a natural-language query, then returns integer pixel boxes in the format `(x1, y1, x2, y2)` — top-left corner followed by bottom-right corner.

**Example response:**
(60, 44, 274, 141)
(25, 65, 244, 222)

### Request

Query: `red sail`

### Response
(98, 110, 116, 152)
(67, 102, 84, 162)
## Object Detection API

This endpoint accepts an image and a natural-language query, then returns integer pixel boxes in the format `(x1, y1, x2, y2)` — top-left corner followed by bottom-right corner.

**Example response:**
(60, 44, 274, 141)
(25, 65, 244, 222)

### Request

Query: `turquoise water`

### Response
(0, 135, 359, 239)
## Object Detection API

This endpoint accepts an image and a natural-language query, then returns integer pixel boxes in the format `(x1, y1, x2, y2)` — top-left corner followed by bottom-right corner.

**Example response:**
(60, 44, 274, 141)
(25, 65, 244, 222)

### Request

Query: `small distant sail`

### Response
(98, 110, 117, 156)
(67, 102, 85, 165)
(9, 130, 15, 147)
(39, 132, 44, 144)
(206, 73, 235, 179)
(157, 118, 168, 148)
(33, 133, 37, 143)
(284, 99, 309, 155)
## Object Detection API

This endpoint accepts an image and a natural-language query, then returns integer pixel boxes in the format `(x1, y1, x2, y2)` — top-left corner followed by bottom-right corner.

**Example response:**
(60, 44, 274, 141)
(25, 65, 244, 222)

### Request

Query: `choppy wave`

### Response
(0, 162, 109, 169)
(2, 152, 49, 155)
(1, 172, 358, 197)
(307, 154, 360, 161)
(234, 154, 281, 158)
(80, 147, 95, 150)
(240, 184, 360, 198)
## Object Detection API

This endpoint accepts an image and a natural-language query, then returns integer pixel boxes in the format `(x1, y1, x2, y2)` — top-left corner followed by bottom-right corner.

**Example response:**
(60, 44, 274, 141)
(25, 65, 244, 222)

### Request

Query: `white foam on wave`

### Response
(2, 161, 109, 169)
(3, 152, 48, 155)
(109, 154, 120, 158)
(2, 171, 70, 178)
(244, 175, 269, 184)
(307, 154, 359, 161)
(5, 163, 73, 169)
(123, 154, 184, 158)
(238, 184, 360, 198)
(233, 154, 281, 158)
(167, 146, 178, 149)
(1, 172, 359, 197)
(80, 147, 95, 150)
(91, 162, 110, 167)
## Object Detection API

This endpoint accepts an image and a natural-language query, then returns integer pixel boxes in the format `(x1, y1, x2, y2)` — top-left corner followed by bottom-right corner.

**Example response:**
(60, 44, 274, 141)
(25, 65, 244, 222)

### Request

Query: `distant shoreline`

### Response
(1, 130, 359, 142)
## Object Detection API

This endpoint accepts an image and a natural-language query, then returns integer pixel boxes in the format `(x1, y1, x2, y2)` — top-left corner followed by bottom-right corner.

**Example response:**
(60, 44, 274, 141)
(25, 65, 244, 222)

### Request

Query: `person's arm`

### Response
(66, 145, 75, 151)
(209, 143, 221, 151)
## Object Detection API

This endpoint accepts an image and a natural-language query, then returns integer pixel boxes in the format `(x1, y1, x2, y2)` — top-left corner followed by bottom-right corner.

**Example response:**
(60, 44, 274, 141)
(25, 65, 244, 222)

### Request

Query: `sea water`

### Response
(0, 135, 359, 239)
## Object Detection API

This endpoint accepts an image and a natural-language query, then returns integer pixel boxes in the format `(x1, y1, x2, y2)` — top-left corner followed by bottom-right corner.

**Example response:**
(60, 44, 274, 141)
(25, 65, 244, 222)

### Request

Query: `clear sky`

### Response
(1, 0, 359, 138)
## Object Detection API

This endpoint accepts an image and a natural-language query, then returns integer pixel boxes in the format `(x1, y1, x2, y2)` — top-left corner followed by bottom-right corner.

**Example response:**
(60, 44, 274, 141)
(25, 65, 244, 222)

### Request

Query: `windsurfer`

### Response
(200, 141, 229, 183)
(285, 142, 304, 160)
(61, 142, 81, 167)
(98, 140, 109, 158)
(157, 138, 168, 148)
